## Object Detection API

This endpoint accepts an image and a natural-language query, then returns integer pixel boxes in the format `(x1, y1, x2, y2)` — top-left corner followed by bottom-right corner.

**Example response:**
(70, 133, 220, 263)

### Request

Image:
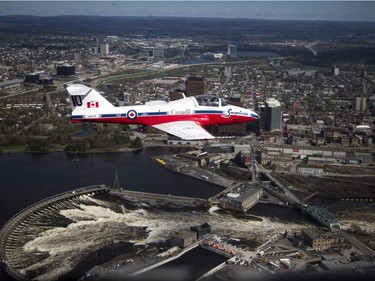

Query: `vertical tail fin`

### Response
(66, 84, 114, 112)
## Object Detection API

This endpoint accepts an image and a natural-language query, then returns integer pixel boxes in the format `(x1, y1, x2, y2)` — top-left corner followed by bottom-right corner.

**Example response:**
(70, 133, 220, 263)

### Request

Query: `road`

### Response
(338, 230, 375, 257)
(305, 40, 321, 56)
(254, 162, 301, 204)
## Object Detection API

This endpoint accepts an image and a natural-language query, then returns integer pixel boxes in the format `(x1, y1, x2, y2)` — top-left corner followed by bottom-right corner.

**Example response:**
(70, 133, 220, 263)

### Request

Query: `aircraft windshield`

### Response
(194, 95, 227, 107)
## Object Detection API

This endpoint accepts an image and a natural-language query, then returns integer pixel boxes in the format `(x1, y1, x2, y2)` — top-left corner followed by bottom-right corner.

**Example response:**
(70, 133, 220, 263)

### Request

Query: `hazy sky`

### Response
(0, 1, 374, 21)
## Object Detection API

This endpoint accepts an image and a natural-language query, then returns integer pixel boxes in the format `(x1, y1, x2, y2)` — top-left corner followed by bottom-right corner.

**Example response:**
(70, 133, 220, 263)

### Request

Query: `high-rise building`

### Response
(260, 98, 281, 131)
(355, 97, 367, 111)
(185, 74, 207, 96)
(333, 66, 340, 76)
(123, 92, 131, 103)
(100, 43, 109, 55)
(74, 52, 82, 61)
(228, 44, 237, 58)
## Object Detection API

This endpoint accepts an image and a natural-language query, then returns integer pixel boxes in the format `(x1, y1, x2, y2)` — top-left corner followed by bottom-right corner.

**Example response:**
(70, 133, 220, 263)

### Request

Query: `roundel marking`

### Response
(127, 109, 137, 120)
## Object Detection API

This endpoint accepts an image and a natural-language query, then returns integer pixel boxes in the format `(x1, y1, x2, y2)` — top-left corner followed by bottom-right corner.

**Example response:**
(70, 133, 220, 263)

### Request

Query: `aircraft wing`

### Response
(152, 121, 215, 140)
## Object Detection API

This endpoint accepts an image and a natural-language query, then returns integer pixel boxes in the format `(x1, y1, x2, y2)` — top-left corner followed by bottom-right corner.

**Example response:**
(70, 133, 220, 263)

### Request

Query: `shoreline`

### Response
(0, 140, 195, 155)
(0, 146, 144, 155)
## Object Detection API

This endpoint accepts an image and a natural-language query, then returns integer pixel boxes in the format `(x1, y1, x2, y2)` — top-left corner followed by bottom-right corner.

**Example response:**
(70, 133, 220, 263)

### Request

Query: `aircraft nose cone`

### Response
(251, 111, 260, 120)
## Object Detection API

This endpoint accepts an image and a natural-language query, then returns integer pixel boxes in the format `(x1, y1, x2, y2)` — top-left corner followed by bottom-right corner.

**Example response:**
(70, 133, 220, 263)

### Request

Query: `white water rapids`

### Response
(18, 195, 314, 281)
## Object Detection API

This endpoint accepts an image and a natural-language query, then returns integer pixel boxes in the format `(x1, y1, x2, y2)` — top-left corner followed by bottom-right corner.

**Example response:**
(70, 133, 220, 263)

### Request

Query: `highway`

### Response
(305, 40, 321, 56)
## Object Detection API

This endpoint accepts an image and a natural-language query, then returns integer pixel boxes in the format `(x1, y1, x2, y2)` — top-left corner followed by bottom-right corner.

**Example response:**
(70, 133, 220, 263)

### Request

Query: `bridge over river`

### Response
(259, 171, 342, 231)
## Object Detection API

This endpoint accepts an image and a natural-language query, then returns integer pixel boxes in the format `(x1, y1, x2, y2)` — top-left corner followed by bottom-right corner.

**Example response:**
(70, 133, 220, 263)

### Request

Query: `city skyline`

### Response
(0, 1, 374, 22)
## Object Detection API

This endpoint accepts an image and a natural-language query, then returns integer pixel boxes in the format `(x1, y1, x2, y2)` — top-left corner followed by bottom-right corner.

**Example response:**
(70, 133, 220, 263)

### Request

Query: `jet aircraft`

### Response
(67, 84, 259, 140)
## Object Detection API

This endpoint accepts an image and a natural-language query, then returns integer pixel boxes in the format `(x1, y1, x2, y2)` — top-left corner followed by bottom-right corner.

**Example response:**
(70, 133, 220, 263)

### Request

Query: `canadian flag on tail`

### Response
(87, 101, 99, 108)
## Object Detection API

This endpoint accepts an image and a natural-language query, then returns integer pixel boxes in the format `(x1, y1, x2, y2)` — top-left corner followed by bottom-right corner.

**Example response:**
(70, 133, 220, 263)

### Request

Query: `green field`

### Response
(0, 144, 28, 153)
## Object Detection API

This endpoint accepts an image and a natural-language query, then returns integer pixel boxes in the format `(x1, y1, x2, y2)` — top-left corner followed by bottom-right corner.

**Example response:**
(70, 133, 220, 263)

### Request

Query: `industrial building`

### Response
(169, 223, 211, 249)
(260, 144, 348, 166)
(300, 228, 349, 251)
(219, 185, 264, 212)
(170, 230, 197, 248)
(190, 223, 211, 239)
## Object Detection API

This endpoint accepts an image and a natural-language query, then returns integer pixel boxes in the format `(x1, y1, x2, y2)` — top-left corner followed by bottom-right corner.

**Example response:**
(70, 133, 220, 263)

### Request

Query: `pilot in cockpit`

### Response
(210, 97, 219, 106)
(195, 95, 223, 107)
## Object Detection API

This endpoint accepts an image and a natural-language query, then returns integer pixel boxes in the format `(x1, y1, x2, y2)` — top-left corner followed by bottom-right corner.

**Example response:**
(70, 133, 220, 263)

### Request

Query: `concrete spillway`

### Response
(0, 185, 109, 281)
(0, 186, 211, 281)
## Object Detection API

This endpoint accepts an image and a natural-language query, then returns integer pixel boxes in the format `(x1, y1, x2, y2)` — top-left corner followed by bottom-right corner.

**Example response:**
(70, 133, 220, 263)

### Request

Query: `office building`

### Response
(56, 64, 75, 76)
(73, 52, 82, 61)
(24, 73, 40, 84)
(185, 74, 207, 96)
(333, 66, 339, 76)
(228, 44, 237, 58)
(39, 77, 53, 86)
(260, 98, 281, 131)
(355, 96, 367, 111)
(100, 43, 109, 55)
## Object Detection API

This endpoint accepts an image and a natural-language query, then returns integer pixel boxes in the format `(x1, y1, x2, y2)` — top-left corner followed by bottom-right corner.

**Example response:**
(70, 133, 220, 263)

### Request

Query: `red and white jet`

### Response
(67, 84, 259, 140)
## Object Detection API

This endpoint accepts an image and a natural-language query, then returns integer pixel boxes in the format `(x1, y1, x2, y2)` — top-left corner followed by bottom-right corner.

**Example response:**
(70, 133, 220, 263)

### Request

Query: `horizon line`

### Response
(1, 14, 374, 23)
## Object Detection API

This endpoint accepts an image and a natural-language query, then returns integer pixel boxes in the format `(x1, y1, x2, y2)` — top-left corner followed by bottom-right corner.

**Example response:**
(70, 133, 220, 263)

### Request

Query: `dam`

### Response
(0, 185, 214, 281)
(0, 185, 110, 281)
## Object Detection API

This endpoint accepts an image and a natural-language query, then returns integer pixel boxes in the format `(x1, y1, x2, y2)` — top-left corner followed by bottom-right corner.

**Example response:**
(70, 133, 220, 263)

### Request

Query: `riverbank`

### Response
(0, 144, 30, 153)
(151, 154, 236, 189)
(0, 139, 195, 154)
(0, 145, 142, 154)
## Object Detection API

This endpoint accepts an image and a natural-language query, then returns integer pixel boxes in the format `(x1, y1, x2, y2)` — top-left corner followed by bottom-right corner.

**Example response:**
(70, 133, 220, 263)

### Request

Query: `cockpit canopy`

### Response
(193, 95, 228, 107)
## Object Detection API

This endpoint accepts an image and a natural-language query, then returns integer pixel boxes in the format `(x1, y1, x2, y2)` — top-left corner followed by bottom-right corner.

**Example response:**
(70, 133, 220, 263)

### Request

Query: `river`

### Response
(1, 147, 372, 281)
(0, 147, 224, 227)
